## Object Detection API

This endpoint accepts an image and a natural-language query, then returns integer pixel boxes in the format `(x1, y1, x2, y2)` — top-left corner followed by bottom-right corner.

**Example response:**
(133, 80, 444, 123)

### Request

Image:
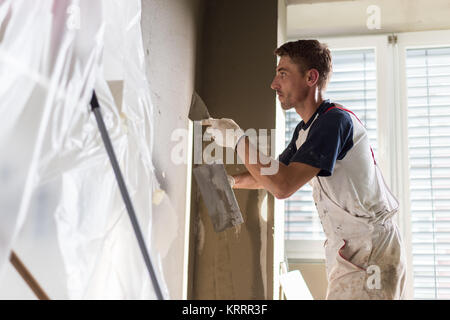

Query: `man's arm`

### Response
(202, 118, 320, 198)
(232, 172, 264, 189)
(235, 136, 320, 199)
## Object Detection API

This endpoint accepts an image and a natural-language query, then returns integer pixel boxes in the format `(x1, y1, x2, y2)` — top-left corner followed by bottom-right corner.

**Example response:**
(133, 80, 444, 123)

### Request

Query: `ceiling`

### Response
(287, 0, 450, 39)
(286, 0, 355, 4)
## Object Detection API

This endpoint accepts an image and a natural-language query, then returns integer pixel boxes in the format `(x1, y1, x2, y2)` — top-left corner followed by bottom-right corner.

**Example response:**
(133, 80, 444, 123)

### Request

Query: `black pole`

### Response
(90, 91, 164, 300)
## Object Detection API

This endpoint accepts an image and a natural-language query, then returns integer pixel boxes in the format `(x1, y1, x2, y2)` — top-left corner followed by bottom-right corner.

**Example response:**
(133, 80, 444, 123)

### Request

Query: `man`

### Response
(204, 40, 406, 299)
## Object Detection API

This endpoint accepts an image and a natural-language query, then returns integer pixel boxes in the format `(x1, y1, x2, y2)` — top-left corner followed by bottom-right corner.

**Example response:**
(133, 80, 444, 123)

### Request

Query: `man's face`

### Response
(270, 56, 308, 110)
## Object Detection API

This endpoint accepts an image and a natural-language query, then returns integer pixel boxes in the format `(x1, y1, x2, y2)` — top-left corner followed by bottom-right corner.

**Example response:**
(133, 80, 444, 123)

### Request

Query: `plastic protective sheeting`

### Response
(0, 0, 169, 299)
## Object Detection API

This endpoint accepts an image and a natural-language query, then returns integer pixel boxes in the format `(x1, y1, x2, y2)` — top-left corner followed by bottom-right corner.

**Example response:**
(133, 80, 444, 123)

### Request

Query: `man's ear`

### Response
(306, 69, 320, 87)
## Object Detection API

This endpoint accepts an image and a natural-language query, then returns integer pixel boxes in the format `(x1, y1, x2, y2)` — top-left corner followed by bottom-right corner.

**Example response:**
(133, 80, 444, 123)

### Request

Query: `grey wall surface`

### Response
(189, 0, 279, 299)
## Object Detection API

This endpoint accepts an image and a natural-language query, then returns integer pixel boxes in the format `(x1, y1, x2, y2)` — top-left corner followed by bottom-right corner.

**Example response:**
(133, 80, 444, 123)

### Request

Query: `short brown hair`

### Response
(274, 40, 332, 91)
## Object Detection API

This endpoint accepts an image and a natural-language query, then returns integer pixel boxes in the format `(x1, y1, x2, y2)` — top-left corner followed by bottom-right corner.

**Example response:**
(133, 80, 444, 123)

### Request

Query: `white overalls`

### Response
(296, 104, 407, 300)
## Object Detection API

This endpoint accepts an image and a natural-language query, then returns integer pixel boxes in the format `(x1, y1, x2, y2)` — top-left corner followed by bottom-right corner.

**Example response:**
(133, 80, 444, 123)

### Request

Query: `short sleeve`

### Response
(278, 141, 295, 166)
(277, 122, 301, 166)
(289, 109, 354, 176)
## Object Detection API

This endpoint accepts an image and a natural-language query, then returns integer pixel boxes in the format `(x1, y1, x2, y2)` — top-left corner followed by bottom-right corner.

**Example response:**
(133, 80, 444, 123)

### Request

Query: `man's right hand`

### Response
(227, 175, 235, 188)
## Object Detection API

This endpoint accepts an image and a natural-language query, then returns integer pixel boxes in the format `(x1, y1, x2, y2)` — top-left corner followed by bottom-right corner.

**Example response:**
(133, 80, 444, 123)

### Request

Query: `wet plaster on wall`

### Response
(189, 0, 278, 299)
(192, 173, 268, 299)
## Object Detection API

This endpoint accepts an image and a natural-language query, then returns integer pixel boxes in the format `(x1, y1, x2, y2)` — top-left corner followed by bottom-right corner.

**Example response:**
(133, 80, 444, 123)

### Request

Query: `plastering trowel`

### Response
(189, 92, 244, 232)
(188, 91, 211, 121)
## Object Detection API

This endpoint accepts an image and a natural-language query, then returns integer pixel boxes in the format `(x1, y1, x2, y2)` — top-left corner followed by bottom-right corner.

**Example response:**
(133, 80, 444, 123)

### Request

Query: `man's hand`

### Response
(227, 174, 235, 188)
(202, 118, 245, 149)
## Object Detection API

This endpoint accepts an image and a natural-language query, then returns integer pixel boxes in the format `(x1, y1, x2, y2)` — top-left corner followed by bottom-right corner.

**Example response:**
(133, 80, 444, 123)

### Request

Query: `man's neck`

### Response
(294, 91, 324, 124)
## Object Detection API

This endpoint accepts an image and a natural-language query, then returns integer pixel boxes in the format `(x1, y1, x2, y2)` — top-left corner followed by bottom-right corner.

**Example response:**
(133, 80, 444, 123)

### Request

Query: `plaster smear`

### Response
(196, 216, 205, 255)
(194, 164, 243, 233)
(152, 189, 165, 205)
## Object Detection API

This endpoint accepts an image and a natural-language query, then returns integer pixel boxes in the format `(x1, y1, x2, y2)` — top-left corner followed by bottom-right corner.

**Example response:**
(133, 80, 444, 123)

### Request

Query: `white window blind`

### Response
(284, 48, 377, 240)
(406, 46, 450, 299)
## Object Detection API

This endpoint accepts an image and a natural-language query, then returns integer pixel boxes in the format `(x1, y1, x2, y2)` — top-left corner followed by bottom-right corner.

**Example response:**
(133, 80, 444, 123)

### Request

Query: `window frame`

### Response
(283, 34, 393, 263)
(395, 29, 450, 299)
(280, 29, 450, 300)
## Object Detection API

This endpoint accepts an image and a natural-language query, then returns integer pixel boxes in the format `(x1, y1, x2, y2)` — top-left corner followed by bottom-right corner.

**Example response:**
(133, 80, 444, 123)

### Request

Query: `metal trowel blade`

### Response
(188, 91, 211, 121)
(193, 163, 244, 232)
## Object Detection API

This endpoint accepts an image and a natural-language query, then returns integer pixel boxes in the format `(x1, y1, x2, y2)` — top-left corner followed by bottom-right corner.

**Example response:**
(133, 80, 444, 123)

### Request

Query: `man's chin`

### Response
(280, 102, 292, 110)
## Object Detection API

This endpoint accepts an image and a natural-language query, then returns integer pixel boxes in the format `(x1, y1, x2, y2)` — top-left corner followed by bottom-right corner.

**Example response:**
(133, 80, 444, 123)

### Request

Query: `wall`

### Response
(273, 0, 288, 300)
(189, 0, 279, 299)
(141, 0, 204, 299)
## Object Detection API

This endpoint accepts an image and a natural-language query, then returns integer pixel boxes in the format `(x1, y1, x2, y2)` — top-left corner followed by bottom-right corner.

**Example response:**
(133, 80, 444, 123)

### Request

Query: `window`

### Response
(282, 31, 450, 299)
(327, 49, 378, 156)
(284, 48, 378, 242)
(284, 109, 323, 240)
(405, 46, 450, 299)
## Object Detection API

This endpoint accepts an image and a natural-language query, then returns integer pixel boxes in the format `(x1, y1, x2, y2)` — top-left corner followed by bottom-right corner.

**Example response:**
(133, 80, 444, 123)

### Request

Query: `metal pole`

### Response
(90, 91, 164, 300)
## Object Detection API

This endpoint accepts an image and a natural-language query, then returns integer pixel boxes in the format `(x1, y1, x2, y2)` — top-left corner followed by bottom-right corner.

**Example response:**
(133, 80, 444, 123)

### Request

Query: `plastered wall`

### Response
(189, 0, 279, 299)
(140, 0, 204, 299)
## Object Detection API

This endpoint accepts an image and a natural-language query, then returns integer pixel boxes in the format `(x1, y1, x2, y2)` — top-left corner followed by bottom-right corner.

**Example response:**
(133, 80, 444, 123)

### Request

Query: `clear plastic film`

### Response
(0, 0, 169, 299)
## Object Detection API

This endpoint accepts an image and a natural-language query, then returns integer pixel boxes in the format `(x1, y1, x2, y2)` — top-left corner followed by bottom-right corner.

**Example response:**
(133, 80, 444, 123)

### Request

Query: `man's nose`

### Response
(270, 78, 279, 90)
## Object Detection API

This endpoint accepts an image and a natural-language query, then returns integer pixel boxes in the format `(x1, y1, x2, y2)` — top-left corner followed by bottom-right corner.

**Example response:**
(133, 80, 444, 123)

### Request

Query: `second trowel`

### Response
(193, 164, 243, 232)
(189, 92, 244, 232)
